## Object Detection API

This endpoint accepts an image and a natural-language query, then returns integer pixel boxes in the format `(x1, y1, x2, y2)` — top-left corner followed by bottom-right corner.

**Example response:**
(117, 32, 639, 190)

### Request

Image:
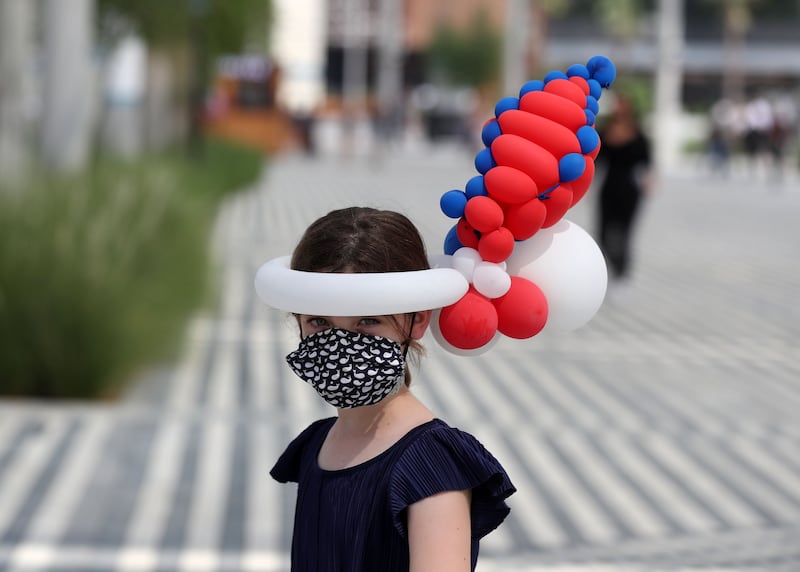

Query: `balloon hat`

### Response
(431, 55, 616, 354)
(255, 56, 616, 355)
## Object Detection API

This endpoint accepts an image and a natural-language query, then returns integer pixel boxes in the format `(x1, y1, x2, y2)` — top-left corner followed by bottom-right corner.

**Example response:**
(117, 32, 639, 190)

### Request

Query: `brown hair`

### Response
(291, 207, 430, 385)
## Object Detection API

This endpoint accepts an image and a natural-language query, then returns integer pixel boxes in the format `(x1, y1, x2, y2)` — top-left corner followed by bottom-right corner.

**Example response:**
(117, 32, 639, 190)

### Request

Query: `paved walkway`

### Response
(1, 146, 799, 571)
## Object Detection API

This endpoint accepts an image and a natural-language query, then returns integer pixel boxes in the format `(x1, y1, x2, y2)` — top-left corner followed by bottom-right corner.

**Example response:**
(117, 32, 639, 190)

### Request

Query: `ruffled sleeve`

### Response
(270, 418, 335, 483)
(388, 423, 516, 540)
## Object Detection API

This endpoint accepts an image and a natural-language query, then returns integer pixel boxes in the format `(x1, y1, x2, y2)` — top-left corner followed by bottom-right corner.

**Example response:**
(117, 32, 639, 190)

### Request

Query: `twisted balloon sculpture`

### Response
(432, 56, 617, 354)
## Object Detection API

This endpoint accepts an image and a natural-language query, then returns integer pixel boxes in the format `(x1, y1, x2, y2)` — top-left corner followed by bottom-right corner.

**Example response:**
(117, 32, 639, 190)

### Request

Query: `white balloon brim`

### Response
(255, 255, 469, 316)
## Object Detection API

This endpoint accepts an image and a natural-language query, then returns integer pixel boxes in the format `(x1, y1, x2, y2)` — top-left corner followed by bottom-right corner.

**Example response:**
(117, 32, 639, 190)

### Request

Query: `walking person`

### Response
(255, 207, 516, 571)
(595, 95, 652, 292)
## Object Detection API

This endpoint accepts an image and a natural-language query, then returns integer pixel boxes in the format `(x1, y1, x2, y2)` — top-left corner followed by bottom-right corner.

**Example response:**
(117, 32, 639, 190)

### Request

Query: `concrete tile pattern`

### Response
(1, 149, 798, 571)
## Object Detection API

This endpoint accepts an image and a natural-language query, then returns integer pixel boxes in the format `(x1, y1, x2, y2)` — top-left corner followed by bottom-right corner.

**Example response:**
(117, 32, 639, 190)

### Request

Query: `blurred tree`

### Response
(98, 0, 272, 57)
(97, 0, 273, 155)
(527, 0, 571, 75)
(41, 0, 96, 173)
(425, 9, 501, 88)
(503, 0, 571, 95)
(0, 0, 35, 182)
(704, 0, 762, 101)
(594, 0, 647, 73)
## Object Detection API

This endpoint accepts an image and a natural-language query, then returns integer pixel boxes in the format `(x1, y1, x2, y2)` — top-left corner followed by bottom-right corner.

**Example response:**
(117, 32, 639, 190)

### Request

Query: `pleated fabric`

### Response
(271, 417, 516, 572)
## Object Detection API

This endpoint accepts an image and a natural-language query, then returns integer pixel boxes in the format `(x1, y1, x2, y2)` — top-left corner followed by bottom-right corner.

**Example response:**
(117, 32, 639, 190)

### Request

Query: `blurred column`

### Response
(41, 0, 96, 172)
(721, 0, 750, 102)
(341, 0, 370, 154)
(272, 0, 327, 114)
(653, 0, 685, 178)
(503, 0, 530, 96)
(102, 35, 147, 158)
(187, 0, 209, 158)
(0, 0, 35, 182)
(342, 0, 368, 111)
(375, 0, 404, 141)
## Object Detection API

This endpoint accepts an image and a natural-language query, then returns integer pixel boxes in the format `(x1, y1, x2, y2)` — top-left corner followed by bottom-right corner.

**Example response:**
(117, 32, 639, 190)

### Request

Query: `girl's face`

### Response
(297, 311, 431, 344)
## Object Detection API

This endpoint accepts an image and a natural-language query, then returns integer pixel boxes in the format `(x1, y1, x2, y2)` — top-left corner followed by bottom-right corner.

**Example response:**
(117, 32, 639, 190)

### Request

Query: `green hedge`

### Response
(0, 139, 264, 399)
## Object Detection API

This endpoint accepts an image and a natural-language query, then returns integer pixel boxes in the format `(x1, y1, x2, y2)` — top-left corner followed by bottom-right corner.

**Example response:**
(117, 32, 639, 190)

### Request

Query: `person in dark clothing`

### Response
(596, 95, 652, 283)
(254, 207, 515, 571)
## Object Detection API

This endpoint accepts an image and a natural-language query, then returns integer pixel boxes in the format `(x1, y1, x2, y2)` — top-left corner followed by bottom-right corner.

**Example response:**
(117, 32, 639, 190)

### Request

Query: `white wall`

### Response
(271, 0, 328, 113)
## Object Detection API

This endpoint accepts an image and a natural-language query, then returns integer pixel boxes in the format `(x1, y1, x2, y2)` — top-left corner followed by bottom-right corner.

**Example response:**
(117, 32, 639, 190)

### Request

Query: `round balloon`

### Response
(493, 276, 549, 339)
(435, 287, 499, 350)
(429, 308, 500, 356)
(472, 262, 512, 299)
(451, 247, 483, 281)
(505, 220, 607, 332)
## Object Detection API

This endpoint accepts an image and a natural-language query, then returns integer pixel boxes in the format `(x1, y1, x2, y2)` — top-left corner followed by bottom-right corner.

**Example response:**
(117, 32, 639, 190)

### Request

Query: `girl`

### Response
(255, 207, 515, 571)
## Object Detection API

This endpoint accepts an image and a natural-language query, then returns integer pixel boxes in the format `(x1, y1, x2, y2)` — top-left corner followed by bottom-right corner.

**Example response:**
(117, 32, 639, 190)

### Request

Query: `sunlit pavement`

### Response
(1, 144, 798, 571)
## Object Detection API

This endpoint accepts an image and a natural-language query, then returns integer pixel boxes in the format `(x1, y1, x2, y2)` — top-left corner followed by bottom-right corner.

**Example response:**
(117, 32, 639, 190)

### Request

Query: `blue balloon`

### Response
(585, 95, 600, 115)
(465, 175, 488, 199)
(544, 70, 568, 83)
(481, 120, 502, 147)
(440, 190, 468, 218)
(566, 64, 590, 79)
(587, 79, 602, 100)
(576, 125, 599, 154)
(519, 79, 544, 98)
(586, 55, 616, 88)
(559, 153, 586, 182)
(444, 224, 463, 255)
(494, 96, 519, 118)
(584, 109, 597, 126)
(474, 148, 496, 174)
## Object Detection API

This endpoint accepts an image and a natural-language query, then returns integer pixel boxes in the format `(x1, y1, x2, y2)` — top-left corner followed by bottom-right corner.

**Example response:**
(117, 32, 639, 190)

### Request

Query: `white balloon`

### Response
(255, 255, 469, 316)
(451, 247, 482, 281)
(428, 309, 501, 356)
(506, 219, 607, 332)
(472, 262, 512, 299)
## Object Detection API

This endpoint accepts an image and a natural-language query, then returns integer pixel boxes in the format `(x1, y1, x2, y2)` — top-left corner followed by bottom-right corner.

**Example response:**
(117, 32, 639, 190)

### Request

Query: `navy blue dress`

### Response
(271, 418, 516, 571)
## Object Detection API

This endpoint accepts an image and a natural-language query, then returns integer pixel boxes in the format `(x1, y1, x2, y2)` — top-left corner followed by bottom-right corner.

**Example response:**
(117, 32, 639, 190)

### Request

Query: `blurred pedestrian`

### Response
(743, 91, 775, 178)
(595, 95, 652, 290)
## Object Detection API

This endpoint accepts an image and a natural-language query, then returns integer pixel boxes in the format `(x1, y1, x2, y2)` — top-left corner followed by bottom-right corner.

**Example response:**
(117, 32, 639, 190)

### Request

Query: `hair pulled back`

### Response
(291, 207, 429, 274)
(291, 207, 430, 386)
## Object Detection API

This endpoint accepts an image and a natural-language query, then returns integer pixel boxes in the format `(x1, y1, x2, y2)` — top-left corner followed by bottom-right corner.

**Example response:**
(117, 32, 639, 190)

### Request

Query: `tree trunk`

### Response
(41, 0, 96, 173)
(0, 0, 35, 183)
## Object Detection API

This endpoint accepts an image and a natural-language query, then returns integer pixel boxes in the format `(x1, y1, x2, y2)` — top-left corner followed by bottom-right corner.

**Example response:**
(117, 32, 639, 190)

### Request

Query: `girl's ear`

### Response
(410, 310, 432, 340)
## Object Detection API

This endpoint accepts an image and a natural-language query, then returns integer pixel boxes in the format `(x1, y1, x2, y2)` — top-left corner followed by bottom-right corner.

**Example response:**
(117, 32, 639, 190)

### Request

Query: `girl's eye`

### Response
(307, 317, 329, 328)
(359, 317, 380, 326)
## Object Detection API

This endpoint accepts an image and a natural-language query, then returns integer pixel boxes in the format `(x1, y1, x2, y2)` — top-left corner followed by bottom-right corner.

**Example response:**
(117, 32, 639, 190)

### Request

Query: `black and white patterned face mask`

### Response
(286, 328, 406, 409)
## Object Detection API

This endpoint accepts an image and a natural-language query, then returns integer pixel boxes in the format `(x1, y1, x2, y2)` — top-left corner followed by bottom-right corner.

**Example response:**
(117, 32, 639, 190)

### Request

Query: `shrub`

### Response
(0, 139, 263, 398)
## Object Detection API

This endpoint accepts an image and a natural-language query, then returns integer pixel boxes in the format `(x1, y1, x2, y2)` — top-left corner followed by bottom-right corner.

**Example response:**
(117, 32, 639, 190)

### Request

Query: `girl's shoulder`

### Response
(388, 420, 517, 539)
(270, 417, 335, 483)
(394, 420, 508, 483)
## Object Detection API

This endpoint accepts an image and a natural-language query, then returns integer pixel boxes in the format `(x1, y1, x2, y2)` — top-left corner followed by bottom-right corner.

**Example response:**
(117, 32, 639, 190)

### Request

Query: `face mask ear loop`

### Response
(402, 312, 416, 359)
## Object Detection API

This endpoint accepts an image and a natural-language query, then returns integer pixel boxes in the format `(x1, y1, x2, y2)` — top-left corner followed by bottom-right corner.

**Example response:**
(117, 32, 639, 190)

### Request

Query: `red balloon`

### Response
(455, 217, 480, 248)
(491, 134, 560, 191)
(567, 156, 595, 206)
(504, 198, 547, 240)
(544, 78, 588, 108)
(464, 195, 504, 233)
(493, 276, 548, 339)
(438, 287, 498, 350)
(519, 90, 587, 132)
(484, 165, 537, 204)
(569, 76, 590, 95)
(497, 109, 581, 159)
(540, 185, 574, 228)
(478, 227, 515, 263)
